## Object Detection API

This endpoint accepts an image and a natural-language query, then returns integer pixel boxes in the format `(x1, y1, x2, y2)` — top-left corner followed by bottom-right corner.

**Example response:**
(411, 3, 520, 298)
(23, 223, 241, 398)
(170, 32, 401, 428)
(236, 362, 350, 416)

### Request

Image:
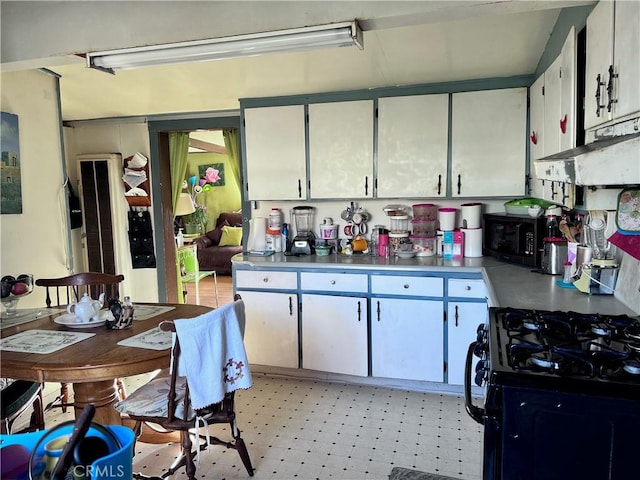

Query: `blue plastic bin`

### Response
(0, 425, 135, 479)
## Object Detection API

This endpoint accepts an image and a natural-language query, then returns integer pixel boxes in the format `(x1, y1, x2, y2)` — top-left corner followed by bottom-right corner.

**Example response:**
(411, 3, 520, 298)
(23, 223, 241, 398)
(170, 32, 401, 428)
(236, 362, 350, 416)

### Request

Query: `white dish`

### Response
(396, 251, 417, 259)
(54, 313, 105, 329)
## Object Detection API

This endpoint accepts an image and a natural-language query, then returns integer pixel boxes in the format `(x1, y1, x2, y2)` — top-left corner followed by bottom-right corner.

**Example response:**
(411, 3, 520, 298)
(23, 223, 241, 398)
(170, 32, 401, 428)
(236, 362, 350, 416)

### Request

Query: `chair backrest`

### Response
(159, 294, 243, 420)
(35, 272, 125, 308)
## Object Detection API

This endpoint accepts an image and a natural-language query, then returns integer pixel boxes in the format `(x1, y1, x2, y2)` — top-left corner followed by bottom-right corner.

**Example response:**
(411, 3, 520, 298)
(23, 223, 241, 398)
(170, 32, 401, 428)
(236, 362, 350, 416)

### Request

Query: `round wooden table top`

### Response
(0, 303, 210, 383)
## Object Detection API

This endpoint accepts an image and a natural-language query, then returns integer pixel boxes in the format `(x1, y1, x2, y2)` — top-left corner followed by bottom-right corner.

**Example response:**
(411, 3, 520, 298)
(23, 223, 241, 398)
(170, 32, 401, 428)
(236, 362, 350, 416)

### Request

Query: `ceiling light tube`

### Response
(87, 21, 363, 73)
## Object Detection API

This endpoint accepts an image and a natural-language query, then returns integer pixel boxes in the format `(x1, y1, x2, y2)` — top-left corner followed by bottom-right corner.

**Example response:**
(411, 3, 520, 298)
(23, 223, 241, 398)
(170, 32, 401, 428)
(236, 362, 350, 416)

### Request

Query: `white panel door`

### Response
(308, 100, 374, 199)
(301, 293, 368, 376)
(244, 105, 307, 200)
(584, 0, 614, 130)
(377, 94, 449, 198)
(451, 88, 527, 197)
(240, 290, 299, 368)
(371, 297, 444, 382)
(447, 302, 487, 386)
(612, 0, 640, 120)
(559, 26, 577, 153)
(544, 55, 562, 157)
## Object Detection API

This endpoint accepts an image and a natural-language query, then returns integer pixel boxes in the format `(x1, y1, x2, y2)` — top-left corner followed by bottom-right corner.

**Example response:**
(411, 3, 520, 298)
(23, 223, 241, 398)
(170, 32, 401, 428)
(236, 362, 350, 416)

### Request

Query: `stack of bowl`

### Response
(411, 204, 437, 256)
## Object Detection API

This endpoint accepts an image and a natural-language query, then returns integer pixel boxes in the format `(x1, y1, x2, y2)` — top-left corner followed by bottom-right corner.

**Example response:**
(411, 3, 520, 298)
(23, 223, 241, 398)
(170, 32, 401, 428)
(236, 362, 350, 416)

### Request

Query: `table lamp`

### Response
(174, 192, 195, 235)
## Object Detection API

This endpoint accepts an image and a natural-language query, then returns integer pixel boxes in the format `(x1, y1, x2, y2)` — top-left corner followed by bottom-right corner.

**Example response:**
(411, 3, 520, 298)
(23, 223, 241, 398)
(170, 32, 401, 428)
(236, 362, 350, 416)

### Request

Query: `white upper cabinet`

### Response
(377, 94, 449, 198)
(244, 105, 307, 200)
(544, 54, 563, 157)
(585, 0, 640, 130)
(559, 26, 577, 152)
(451, 88, 527, 197)
(308, 100, 374, 199)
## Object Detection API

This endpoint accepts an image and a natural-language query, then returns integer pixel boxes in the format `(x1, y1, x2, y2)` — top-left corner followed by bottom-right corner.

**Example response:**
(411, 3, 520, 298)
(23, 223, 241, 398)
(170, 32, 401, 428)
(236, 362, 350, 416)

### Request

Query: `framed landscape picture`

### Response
(1, 112, 22, 214)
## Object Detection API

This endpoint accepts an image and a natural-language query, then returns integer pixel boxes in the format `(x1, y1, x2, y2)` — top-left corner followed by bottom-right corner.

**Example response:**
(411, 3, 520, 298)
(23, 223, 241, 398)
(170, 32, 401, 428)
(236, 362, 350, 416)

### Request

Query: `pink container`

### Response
(411, 219, 437, 237)
(412, 203, 437, 220)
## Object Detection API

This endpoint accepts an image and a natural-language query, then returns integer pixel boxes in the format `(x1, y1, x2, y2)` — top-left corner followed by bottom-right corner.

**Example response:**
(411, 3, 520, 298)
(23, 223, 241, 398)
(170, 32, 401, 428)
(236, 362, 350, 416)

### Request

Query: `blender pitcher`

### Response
(584, 211, 612, 260)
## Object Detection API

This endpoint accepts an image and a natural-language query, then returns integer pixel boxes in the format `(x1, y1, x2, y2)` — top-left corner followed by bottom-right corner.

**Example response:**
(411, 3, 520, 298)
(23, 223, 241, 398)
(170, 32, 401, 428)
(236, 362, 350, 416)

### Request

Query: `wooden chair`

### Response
(114, 295, 254, 480)
(35, 272, 126, 411)
(1, 379, 45, 434)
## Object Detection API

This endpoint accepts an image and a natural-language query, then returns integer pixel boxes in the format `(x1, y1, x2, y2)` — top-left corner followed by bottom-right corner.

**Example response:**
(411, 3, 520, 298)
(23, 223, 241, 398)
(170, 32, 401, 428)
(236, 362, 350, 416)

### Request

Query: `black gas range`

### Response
(465, 307, 640, 480)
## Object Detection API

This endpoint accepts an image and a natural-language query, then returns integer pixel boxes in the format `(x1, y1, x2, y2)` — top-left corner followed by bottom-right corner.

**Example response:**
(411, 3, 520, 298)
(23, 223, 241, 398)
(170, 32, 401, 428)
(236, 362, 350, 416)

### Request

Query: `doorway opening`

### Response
(148, 115, 242, 303)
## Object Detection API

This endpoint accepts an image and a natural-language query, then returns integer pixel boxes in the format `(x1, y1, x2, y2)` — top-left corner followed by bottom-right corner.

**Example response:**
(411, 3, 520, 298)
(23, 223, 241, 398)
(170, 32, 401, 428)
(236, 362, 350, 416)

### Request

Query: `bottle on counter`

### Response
(176, 228, 184, 247)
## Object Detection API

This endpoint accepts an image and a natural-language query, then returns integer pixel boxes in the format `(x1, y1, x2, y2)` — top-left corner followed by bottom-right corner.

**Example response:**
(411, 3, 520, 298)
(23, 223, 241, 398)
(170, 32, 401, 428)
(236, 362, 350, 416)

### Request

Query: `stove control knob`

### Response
(474, 359, 488, 386)
(473, 341, 487, 358)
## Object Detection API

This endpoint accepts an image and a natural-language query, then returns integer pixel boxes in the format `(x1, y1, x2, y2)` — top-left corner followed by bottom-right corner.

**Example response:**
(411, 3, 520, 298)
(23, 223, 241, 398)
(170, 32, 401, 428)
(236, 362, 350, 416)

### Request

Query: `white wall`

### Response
(65, 122, 159, 302)
(0, 70, 68, 309)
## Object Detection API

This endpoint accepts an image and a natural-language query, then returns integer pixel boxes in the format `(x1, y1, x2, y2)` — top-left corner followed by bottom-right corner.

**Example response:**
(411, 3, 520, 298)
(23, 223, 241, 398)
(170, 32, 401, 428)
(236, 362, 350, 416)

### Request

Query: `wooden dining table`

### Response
(0, 303, 211, 425)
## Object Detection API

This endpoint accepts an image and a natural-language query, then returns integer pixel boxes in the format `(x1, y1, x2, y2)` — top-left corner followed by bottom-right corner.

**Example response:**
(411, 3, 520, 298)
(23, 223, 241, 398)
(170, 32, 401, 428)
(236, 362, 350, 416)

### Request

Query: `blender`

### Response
(289, 206, 316, 255)
(573, 210, 618, 294)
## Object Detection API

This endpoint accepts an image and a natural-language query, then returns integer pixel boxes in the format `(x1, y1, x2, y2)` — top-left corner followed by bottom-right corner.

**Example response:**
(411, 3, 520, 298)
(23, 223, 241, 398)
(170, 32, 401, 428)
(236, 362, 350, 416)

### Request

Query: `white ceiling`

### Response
(1, 1, 593, 122)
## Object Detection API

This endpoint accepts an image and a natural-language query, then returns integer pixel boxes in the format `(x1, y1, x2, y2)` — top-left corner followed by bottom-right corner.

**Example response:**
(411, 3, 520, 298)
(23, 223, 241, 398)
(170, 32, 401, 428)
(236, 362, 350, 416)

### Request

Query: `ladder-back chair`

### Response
(115, 295, 254, 480)
(35, 272, 126, 411)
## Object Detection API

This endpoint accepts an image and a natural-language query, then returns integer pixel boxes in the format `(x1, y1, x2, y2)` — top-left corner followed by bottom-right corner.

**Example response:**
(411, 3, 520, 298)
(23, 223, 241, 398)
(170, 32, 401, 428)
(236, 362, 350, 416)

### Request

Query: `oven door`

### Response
(465, 340, 502, 480)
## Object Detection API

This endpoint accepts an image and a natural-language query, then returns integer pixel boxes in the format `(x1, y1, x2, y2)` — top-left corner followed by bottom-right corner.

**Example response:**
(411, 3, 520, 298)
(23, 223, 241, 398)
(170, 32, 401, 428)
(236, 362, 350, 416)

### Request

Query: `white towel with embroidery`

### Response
(173, 300, 252, 410)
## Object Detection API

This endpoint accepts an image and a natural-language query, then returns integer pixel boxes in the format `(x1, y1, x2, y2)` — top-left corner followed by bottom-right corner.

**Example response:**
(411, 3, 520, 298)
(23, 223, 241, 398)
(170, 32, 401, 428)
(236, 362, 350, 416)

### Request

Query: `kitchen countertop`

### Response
(233, 253, 638, 317)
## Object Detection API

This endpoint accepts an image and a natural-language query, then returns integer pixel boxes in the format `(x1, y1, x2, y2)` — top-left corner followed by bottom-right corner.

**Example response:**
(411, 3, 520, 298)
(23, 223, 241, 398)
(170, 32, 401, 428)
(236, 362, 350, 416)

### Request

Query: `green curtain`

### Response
(223, 129, 241, 190)
(169, 132, 191, 210)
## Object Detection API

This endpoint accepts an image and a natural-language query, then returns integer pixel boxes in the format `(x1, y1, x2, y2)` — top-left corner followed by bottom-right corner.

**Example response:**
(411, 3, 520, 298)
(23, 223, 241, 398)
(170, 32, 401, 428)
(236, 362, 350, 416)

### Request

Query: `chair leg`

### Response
(60, 382, 69, 412)
(180, 431, 196, 480)
(116, 378, 127, 400)
(29, 387, 45, 431)
(231, 420, 254, 476)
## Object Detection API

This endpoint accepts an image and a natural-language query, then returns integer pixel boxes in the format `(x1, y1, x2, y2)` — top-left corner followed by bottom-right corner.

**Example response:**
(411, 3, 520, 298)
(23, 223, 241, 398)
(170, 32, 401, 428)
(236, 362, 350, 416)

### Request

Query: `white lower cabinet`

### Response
(447, 301, 487, 385)
(236, 270, 299, 369)
(239, 290, 299, 369)
(371, 297, 444, 382)
(301, 293, 368, 376)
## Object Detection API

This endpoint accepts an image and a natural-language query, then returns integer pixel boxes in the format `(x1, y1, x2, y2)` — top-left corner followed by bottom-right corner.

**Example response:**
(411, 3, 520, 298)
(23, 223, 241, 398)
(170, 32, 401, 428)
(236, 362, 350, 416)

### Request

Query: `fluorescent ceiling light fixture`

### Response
(87, 21, 363, 73)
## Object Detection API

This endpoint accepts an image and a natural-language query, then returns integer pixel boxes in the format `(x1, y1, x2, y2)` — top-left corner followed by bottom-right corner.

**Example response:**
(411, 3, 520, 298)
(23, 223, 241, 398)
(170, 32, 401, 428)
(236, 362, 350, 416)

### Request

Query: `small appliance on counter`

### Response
(482, 212, 546, 267)
(540, 239, 568, 275)
(288, 206, 316, 255)
(572, 210, 619, 295)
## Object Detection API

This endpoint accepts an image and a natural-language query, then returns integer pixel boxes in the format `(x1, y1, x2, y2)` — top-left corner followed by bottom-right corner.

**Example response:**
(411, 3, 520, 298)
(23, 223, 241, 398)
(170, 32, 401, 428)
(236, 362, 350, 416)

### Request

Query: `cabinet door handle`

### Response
(607, 64, 618, 113)
(437, 174, 442, 195)
(289, 296, 293, 316)
(455, 305, 459, 327)
(376, 301, 381, 322)
(551, 181, 557, 199)
(357, 301, 361, 322)
(364, 176, 369, 196)
(298, 179, 302, 198)
(595, 74, 606, 117)
(457, 175, 462, 195)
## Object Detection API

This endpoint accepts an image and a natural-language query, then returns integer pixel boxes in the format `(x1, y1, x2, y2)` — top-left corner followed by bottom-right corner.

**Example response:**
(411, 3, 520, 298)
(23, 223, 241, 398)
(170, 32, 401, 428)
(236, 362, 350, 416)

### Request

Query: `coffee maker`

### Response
(288, 206, 316, 255)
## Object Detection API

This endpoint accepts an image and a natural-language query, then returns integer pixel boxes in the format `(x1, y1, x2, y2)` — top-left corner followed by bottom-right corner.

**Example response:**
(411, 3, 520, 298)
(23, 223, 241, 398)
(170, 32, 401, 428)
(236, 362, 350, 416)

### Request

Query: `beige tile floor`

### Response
(36, 372, 483, 480)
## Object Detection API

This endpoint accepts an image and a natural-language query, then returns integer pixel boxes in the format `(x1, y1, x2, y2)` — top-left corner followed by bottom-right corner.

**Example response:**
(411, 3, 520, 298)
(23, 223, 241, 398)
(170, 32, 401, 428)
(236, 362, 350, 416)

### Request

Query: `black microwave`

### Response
(482, 213, 547, 267)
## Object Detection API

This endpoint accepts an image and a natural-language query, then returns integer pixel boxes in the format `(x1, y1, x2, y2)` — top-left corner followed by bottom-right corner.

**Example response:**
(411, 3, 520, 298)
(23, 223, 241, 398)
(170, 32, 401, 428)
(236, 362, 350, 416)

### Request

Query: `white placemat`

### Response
(0, 329, 96, 354)
(117, 327, 172, 350)
(1, 307, 66, 329)
(133, 305, 175, 321)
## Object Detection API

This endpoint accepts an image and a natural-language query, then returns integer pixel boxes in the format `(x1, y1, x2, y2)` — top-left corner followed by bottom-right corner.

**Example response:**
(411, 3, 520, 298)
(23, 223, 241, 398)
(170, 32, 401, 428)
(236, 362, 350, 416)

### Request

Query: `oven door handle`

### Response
(464, 341, 486, 425)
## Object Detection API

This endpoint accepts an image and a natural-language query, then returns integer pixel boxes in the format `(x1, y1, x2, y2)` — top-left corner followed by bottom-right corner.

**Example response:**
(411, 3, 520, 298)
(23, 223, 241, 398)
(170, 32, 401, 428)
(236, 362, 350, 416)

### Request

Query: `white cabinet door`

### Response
(529, 75, 553, 200)
(244, 105, 307, 200)
(584, 0, 614, 130)
(451, 88, 527, 197)
(544, 55, 562, 157)
(612, 0, 640, 121)
(240, 290, 299, 369)
(377, 94, 449, 198)
(447, 302, 487, 385)
(308, 100, 374, 199)
(301, 293, 368, 376)
(371, 297, 444, 382)
(559, 26, 577, 153)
